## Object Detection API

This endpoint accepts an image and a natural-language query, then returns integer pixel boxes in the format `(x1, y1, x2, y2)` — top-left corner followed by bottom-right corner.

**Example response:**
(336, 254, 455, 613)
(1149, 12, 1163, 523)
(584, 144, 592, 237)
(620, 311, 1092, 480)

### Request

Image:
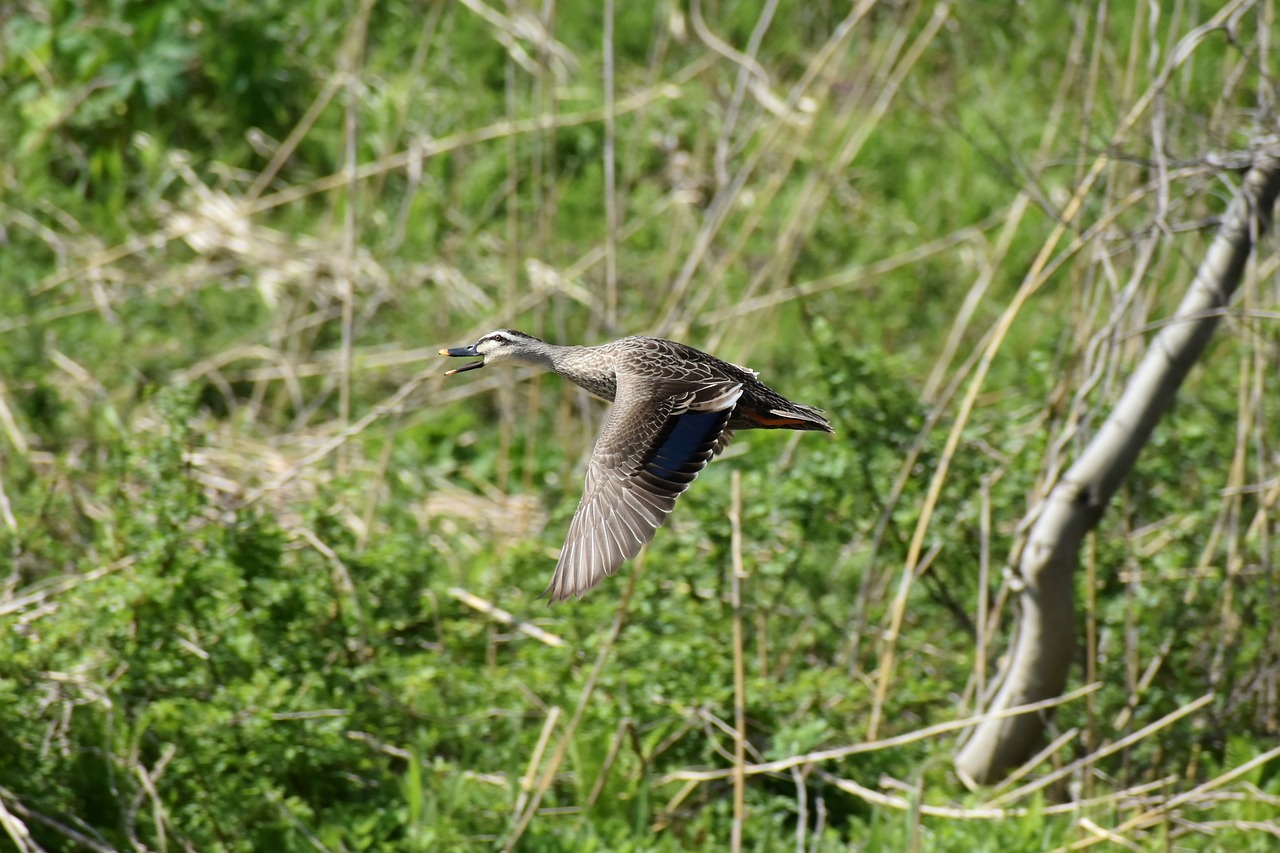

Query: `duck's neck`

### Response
(548, 343, 618, 402)
(514, 339, 561, 371)
(545, 343, 584, 373)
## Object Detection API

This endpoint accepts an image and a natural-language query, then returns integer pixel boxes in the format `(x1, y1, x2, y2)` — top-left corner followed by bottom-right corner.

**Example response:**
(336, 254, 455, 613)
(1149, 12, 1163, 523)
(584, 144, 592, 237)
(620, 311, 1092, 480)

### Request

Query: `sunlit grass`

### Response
(1, 0, 1278, 850)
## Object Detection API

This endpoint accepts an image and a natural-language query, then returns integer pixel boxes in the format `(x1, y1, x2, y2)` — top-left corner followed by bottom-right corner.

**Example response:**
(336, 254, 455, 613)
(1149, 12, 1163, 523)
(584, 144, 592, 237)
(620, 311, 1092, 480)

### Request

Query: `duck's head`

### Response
(439, 329, 545, 375)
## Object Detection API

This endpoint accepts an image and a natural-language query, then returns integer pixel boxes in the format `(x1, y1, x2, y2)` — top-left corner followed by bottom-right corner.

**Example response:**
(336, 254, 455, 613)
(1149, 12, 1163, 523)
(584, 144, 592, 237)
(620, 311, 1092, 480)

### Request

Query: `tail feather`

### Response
(779, 405, 833, 432)
(751, 404, 832, 432)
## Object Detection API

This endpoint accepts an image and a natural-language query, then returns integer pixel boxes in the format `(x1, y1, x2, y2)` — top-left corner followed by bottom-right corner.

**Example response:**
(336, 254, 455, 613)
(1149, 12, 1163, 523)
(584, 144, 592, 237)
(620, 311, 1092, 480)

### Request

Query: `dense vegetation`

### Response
(2, 0, 1278, 849)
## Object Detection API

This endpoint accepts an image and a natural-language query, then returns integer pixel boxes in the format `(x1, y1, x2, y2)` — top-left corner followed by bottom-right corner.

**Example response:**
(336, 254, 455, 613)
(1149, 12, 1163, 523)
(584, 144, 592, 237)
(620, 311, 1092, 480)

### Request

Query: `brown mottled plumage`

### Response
(440, 330, 832, 602)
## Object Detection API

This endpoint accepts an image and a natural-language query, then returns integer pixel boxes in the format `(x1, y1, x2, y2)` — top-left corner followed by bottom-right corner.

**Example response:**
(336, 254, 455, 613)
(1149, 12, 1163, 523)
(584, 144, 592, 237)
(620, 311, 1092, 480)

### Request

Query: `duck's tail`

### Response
(751, 403, 833, 433)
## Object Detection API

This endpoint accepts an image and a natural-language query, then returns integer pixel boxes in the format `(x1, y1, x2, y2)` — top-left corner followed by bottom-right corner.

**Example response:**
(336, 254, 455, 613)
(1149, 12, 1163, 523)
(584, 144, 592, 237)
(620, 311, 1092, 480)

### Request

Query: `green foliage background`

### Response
(2, 0, 1279, 850)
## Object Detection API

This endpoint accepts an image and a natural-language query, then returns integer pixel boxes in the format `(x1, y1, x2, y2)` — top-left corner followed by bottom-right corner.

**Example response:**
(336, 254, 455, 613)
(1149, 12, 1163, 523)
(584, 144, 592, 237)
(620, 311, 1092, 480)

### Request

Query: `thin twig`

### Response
(602, 0, 618, 332)
(658, 683, 1099, 786)
(870, 0, 1256, 741)
(447, 587, 565, 648)
(501, 558, 641, 850)
(1059, 744, 1280, 851)
(729, 471, 747, 851)
(981, 693, 1215, 808)
(513, 706, 562, 819)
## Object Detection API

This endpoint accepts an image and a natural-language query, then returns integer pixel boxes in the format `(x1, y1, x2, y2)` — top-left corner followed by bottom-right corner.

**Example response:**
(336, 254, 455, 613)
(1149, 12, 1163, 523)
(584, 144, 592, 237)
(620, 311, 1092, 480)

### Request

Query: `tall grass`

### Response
(1, 0, 1278, 849)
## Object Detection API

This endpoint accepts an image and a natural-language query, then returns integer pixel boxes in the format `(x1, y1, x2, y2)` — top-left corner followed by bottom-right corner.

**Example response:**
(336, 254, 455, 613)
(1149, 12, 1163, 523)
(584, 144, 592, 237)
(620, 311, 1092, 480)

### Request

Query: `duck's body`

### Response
(515, 334, 831, 433)
(441, 329, 832, 602)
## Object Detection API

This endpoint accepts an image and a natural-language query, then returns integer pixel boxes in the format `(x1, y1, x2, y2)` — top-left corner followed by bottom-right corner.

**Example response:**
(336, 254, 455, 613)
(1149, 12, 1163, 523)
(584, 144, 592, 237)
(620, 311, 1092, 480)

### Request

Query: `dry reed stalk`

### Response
(513, 706, 562, 820)
(357, 413, 400, 552)
(654, 778, 700, 831)
(699, 0, 955, 354)
(960, 140, 1280, 780)
(724, 0, 953, 337)
(701, 217, 999, 327)
(32, 61, 710, 300)
(844, 187, 1165, 676)
(980, 693, 1215, 809)
(293, 526, 367, 647)
(1057, 744, 1280, 851)
(501, 561, 640, 850)
(975, 478, 992, 709)
(446, 587, 566, 648)
(729, 470, 747, 851)
(602, 0, 618, 333)
(790, 765, 808, 853)
(245, 74, 343, 203)
(584, 717, 634, 809)
(691, 0, 880, 347)
(0, 558, 136, 620)
(821, 770, 1183, 823)
(0, 785, 117, 853)
(0, 794, 35, 853)
(336, 0, 375, 477)
(870, 0, 1255, 740)
(1074, 817, 1141, 850)
(921, 0, 1091, 404)
(238, 369, 435, 506)
(654, 0, 880, 338)
(658, 683, 1100, 787)
(129, 743, 177, 853)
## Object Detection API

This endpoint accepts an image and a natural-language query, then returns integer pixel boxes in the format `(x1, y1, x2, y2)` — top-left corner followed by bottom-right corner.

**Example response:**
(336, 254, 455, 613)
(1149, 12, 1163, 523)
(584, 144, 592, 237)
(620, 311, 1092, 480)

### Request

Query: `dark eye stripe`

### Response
(477, 329, 533, 347)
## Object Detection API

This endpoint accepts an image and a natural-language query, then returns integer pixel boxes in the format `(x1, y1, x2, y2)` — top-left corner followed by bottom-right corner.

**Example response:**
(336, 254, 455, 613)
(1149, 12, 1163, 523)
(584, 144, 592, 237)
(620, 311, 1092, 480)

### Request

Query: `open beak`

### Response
(439, 344, 485, 376)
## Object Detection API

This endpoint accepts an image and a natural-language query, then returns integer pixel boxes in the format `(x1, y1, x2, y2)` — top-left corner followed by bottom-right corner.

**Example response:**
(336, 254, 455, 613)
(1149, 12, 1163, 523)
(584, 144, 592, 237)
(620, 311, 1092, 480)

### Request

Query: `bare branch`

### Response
(955, 139, 1280, 784)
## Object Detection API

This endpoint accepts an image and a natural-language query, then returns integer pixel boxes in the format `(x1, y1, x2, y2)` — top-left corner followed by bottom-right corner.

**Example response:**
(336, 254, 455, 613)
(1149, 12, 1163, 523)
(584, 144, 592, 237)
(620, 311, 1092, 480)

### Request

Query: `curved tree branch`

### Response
(955, 139, 1280, 785)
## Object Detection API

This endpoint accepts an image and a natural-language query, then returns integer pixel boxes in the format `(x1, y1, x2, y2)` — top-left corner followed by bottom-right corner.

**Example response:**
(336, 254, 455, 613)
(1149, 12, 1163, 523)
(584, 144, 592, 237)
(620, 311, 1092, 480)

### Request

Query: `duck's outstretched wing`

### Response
(542, 377, 741, 603)
(711, 429, 735, 457)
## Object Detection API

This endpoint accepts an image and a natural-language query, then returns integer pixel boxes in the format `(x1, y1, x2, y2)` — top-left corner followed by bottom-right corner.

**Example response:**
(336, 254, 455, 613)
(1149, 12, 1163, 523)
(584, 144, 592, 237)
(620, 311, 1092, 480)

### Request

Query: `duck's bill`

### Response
(439, 345, 485, 376)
